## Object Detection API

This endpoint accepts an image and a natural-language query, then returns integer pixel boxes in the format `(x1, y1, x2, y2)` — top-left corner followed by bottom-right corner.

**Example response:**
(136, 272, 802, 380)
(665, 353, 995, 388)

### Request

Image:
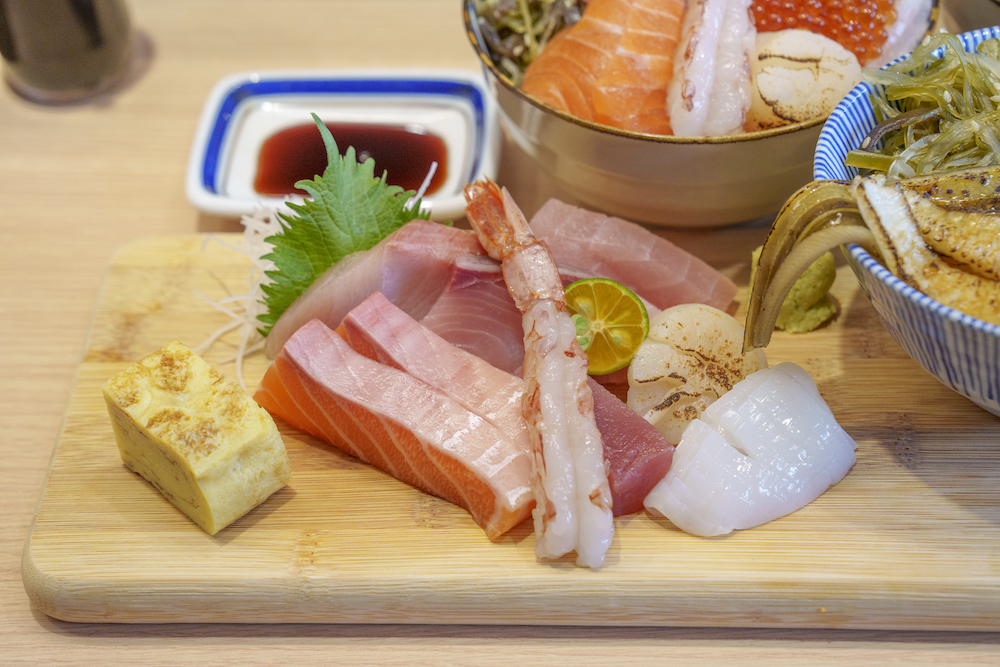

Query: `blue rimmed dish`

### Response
(815, 25, 1000, 417)
(185, 69, 500, 221)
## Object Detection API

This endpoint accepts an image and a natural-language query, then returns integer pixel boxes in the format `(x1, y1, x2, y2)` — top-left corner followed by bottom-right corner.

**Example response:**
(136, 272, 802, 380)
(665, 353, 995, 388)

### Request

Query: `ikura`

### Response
(752, 0, 897, 64)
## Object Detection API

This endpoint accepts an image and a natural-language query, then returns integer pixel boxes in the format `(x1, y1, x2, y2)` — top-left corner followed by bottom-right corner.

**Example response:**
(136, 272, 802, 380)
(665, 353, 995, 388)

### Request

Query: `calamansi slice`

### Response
(564, 278, 650, 375)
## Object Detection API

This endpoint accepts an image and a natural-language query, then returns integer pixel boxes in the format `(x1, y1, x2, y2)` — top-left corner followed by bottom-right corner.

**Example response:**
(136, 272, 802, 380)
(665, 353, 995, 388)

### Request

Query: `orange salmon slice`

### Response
(255, 318, 533, 540)
(522, 0, 684, 135)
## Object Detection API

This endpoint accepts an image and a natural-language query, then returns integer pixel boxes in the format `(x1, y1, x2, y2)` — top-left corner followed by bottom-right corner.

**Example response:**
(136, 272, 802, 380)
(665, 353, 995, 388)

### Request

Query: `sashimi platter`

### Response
(22, 1, 1000, 630)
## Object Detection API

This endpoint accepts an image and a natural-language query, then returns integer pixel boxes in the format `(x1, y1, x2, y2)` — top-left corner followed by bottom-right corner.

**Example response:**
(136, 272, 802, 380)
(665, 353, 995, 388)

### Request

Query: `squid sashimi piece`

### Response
(592, 0, 686, 134)
(254, 319, 531, 540)
(530, 198, 737, 312)
(644, 362, 857, 536)
(590, 378, 674, 516)
(465, 179, 614, 568)
(522, 0, 631, 123)
(667, 0, 755, 136)
(263, 220, 485, 358)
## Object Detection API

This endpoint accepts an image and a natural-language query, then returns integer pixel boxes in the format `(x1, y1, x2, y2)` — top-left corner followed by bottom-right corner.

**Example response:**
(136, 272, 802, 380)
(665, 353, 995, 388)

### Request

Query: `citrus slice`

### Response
(564, 278, 650, 375)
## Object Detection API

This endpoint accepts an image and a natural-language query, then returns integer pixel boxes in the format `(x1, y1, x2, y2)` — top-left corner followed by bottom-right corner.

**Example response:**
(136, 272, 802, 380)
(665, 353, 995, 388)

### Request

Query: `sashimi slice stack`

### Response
(255, 303, 535, 540)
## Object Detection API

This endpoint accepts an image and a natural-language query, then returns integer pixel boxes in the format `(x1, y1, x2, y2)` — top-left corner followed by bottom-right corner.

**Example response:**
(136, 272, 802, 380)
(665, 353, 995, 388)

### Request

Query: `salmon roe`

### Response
(753, 0, 897, 65)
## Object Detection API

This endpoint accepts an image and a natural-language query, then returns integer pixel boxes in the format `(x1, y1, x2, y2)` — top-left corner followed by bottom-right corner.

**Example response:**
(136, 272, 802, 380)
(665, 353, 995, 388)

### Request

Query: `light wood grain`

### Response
(20, 232, 1000, 629)
(4, 0, 1000, 663)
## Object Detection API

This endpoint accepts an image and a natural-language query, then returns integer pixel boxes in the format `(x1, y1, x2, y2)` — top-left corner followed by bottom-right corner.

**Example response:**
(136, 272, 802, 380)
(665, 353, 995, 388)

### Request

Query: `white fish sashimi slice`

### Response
(262, 220, 485, 358)
(530, 198, 738, 312)
(644, 362, 857, 536)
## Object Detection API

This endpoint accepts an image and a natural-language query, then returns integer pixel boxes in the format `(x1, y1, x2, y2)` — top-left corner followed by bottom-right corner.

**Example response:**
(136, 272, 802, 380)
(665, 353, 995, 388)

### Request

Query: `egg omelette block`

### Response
(102, 341, 291, 535)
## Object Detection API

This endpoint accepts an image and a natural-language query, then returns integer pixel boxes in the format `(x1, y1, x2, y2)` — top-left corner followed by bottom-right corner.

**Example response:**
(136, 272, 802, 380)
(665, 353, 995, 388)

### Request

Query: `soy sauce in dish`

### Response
(254, 122, 448, 197)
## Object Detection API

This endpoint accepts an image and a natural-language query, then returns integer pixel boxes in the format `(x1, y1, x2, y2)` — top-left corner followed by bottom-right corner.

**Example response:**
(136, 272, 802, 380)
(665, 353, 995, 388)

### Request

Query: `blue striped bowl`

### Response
(814, 25, 1000, 417)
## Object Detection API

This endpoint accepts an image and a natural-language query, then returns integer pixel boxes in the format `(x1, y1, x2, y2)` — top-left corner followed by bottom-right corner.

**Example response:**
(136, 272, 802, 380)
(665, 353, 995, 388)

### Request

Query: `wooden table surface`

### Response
(3, 0, 998, 663)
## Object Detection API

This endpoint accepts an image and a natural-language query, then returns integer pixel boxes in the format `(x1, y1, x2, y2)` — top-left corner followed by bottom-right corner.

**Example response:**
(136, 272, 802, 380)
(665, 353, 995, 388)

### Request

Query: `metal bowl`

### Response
(463, 0, 938, 228)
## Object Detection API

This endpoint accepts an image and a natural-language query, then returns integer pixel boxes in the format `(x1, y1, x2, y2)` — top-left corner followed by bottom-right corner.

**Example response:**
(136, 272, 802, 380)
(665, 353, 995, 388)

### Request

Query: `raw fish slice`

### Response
(522, 0, 631, 121)
(590, 378, 675, 516)
(465, 180, 614, 568)
(340, 291, 533, 470)
(343, 293, 669, 519)
(644, 362, 857, 536)
(530, 198, 737, 312)
(667, 0, 755, 136)
(255, 319, 531, 540)
(263, 220, 485, 358)
(419, 255, 526, 375)
(592, 0, 684, 134)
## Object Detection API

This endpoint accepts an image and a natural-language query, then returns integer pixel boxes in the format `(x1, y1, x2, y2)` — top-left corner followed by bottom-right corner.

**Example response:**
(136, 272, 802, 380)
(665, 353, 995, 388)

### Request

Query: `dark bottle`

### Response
(0, 0, 131, 104)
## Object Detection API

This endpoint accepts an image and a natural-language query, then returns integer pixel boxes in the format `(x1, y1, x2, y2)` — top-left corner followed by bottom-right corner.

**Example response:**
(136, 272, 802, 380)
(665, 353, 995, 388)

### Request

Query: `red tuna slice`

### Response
(263, 220, 485, 358)
(589, 377, 675, 516)
(530, 199, 737, 312)
(420, 255, 661, 378)
(339, 291, 533, 485)
(254, 319, 532, 540)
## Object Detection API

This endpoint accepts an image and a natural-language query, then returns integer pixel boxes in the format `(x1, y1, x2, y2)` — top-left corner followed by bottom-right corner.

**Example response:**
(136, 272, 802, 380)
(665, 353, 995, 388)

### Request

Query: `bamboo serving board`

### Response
(22, 233, 1000, 628)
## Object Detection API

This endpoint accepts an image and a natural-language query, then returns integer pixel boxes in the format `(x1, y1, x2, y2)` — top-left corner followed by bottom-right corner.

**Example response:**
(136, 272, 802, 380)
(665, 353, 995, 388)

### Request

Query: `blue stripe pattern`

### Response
(200, 77, 488, 194)
(815, 25, 1000, 417)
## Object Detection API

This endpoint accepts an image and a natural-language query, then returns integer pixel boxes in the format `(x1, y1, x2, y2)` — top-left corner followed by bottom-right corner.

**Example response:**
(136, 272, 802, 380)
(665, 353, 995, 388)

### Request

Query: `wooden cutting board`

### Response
(22, 232, 1000, 628)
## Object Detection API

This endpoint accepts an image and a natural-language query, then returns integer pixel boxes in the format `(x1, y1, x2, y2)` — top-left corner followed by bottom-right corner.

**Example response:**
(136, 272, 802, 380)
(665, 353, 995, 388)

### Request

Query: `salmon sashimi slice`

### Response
(255, 319, 532, 539)
(522, 0, 631, 122)
(592, 0, 685, 134)
(339, 291, 534, 492)
(530, 198, 738, 312)
(263, 220, 485, 358)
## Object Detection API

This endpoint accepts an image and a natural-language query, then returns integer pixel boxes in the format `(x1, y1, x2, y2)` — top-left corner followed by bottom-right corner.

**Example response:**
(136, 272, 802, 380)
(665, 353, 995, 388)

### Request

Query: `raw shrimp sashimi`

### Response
(530, 198, 737, 312)
(465, 179, 614, 568)
(522, 0, 685, 135)
(263, 220, 485, 358)
(643, 362, 857, 536)
(667, 0, 756, 136)
(254, 319, 532, 540)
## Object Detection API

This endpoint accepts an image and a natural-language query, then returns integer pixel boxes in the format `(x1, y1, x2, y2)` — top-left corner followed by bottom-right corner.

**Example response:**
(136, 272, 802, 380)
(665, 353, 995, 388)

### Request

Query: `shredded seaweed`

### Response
(846, 33, 1000, 179)
(474, 0, 584, 85)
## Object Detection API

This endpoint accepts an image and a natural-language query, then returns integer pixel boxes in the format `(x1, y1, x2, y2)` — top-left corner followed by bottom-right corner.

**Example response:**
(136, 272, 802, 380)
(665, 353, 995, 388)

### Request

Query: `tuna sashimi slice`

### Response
(589, 378, 675, 515)
(254, 319, 531, 539)
(263, 220, 485, 358)
(530, 199, 738, 312)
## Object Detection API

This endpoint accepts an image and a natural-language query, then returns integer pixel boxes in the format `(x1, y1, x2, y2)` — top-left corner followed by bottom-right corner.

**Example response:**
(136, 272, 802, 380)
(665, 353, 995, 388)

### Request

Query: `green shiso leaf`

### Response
(257, 113, 431, 336)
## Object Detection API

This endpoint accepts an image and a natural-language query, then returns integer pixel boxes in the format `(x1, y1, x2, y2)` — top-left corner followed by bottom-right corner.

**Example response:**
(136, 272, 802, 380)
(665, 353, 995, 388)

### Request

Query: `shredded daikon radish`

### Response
(194, 205, 285, 393)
